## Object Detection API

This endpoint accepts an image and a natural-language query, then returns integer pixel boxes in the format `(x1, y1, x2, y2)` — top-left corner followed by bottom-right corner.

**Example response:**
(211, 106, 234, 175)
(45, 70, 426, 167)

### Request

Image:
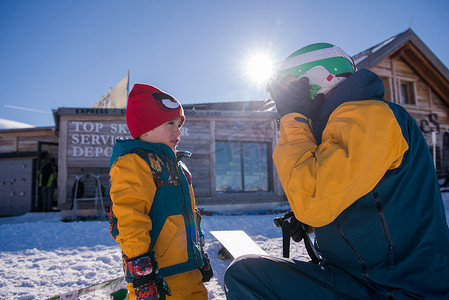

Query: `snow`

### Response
(352, 37, 396, 65)
(1, 194, 448, 300)
(0, 118, 34, 129)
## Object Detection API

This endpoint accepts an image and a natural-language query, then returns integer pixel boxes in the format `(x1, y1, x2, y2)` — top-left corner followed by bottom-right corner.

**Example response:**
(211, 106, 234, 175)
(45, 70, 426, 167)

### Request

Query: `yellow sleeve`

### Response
(110, 153, 156, 258)
(273, 100, 409, 227)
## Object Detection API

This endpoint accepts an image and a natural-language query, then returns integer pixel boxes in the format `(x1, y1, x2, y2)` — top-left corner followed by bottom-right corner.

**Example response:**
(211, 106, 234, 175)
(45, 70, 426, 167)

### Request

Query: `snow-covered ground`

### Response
(1, 194, 448, 300)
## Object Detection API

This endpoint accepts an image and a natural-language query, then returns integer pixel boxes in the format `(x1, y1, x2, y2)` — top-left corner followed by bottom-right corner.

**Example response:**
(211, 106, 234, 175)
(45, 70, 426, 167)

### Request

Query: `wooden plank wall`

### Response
(371, 56, 449, 172)
(178, 119, 213, 198)
(0, 129, 57, 153)
(57, 113, 280, 207)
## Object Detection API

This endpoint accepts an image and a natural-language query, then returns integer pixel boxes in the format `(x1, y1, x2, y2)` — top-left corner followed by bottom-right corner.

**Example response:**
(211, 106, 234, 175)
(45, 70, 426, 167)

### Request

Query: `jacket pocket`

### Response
(153, 214, 188, 269)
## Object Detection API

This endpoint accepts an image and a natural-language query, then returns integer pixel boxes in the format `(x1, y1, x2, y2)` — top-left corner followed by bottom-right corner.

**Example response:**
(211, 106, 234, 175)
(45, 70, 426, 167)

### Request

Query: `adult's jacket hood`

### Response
(313, 69, 385, 143)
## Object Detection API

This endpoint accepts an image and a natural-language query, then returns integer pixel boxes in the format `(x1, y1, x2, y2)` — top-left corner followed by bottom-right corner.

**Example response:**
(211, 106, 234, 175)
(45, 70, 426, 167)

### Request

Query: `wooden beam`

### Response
(400, 44, 449, 105)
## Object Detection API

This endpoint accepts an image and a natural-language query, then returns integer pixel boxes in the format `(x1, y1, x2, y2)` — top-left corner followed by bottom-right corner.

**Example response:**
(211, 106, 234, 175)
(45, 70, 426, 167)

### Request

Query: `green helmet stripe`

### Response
(279, 57, 355, 78)
(278, 46, 355, 74)
(286, 42, 334, 58)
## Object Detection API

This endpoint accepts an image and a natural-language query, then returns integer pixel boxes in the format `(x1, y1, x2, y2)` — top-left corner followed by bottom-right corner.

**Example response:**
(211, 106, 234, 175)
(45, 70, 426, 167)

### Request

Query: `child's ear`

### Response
(137, 132, 146, 140)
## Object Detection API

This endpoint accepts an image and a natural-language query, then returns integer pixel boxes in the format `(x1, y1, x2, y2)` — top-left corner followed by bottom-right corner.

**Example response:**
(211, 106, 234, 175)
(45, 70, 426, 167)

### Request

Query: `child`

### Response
(109, 84, 212, 300)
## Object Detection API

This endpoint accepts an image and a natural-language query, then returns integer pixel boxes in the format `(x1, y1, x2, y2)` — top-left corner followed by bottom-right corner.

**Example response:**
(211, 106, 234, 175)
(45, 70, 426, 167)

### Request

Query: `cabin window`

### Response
(215, 141, 269, 192)
(400, 81, 415, 105)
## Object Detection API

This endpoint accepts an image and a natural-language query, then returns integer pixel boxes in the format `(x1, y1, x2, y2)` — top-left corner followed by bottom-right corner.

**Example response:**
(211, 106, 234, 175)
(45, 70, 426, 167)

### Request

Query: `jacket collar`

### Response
(312, 69, 385, 143)
(110, 139, 188, 167)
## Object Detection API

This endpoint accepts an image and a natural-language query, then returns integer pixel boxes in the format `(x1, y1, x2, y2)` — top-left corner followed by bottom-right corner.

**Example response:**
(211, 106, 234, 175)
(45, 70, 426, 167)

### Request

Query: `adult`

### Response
(224, 43, 449, 299)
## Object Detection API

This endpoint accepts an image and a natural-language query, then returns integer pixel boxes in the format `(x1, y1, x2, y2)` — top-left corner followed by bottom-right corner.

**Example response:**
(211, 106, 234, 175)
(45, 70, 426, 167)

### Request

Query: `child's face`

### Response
(139, 117, 183, 151)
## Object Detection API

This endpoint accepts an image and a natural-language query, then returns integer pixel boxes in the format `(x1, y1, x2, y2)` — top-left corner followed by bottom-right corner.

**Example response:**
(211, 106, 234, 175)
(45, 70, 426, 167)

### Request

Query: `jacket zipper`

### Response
(176, 157, 203, 268)
(373, 189, 395, 268)
(336, 220, 371, 280)
(335, 190, 396, 299)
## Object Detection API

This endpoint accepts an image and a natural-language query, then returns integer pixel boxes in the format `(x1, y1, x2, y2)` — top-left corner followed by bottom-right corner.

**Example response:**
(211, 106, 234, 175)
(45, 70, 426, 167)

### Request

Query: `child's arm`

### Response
(110, 153, 156, 258)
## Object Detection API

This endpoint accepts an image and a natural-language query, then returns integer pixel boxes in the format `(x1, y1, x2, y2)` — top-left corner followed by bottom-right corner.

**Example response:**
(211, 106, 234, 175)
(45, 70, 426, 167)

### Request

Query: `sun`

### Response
(246, 54, 274, 84)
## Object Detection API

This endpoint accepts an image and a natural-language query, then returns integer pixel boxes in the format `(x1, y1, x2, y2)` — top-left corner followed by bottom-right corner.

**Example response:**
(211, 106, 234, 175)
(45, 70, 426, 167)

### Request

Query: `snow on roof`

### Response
(0, 118, 34, 129)
(352, 36, 397, 65)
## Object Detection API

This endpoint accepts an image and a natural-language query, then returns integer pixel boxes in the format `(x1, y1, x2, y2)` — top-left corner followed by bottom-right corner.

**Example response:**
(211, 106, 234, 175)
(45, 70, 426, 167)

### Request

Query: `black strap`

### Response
(281, 221, 291, 258)
(132, 273, 157, 289)
(281, 218, 321, 264)
(302, 226, 321, 264)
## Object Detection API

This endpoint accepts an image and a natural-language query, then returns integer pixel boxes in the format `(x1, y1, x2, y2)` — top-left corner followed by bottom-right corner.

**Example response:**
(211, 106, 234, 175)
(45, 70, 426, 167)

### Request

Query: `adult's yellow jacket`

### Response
(273, 69, 449, 297)
(109, 139, 205, 279)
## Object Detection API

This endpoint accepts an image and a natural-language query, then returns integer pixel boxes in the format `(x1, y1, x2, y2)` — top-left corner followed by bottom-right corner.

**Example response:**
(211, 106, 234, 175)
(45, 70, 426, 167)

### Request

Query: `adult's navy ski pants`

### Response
(224, 254, 419, 299)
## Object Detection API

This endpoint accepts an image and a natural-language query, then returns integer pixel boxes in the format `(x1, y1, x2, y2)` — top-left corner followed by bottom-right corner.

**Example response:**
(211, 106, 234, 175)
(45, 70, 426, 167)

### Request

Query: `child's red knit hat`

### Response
(126, 84, 185, 139)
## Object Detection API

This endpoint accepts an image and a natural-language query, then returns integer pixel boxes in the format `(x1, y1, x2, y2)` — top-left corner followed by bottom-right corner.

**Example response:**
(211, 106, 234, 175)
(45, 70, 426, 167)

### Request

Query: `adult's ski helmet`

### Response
(268, 43, 357, 100)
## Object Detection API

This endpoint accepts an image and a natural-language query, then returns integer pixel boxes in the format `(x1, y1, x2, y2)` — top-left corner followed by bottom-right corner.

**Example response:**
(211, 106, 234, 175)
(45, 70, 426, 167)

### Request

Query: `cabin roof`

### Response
(352, 28, 449, 104)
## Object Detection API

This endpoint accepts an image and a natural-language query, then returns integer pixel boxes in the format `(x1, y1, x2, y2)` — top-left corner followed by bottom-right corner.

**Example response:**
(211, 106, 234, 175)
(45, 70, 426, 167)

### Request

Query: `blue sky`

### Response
(1, 0, 448, 127)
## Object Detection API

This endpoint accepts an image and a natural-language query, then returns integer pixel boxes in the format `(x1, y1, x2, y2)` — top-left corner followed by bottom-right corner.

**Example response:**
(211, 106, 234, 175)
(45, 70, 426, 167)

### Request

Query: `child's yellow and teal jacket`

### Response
(109, 139, 204, 279)
(274, 69, 449, 297)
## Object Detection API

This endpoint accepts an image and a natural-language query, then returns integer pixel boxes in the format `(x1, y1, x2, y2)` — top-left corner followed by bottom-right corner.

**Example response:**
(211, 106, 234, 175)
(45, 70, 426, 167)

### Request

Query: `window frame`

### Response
(215, 140, 272, 193)
(399, 80, 415, 105)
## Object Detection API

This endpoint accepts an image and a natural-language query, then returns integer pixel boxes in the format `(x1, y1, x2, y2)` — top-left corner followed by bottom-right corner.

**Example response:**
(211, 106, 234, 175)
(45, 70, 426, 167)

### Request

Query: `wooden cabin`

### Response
(352, 29, 449, 173)
(1, 28, 449, 218)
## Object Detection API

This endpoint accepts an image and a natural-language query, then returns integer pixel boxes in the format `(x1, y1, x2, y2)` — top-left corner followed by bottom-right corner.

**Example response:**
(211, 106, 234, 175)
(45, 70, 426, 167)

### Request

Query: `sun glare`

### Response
(246, 54, 274, 84)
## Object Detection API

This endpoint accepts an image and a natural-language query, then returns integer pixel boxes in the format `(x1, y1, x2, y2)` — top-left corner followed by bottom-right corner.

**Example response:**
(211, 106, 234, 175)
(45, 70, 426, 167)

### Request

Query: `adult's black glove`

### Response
(270, 75, 314, 119)
(274, 210, 311, 258)
(274, 211, 320, 262)
(288, 214, 307, 243)
(126, 251, 171, 300)
(274, 211, 309, 243)
(277, 210, 308, 242)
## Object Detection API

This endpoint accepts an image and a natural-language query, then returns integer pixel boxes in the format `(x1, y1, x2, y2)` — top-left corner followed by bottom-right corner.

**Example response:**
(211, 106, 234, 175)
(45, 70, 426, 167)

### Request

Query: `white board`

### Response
(210, 230, 268, 259)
